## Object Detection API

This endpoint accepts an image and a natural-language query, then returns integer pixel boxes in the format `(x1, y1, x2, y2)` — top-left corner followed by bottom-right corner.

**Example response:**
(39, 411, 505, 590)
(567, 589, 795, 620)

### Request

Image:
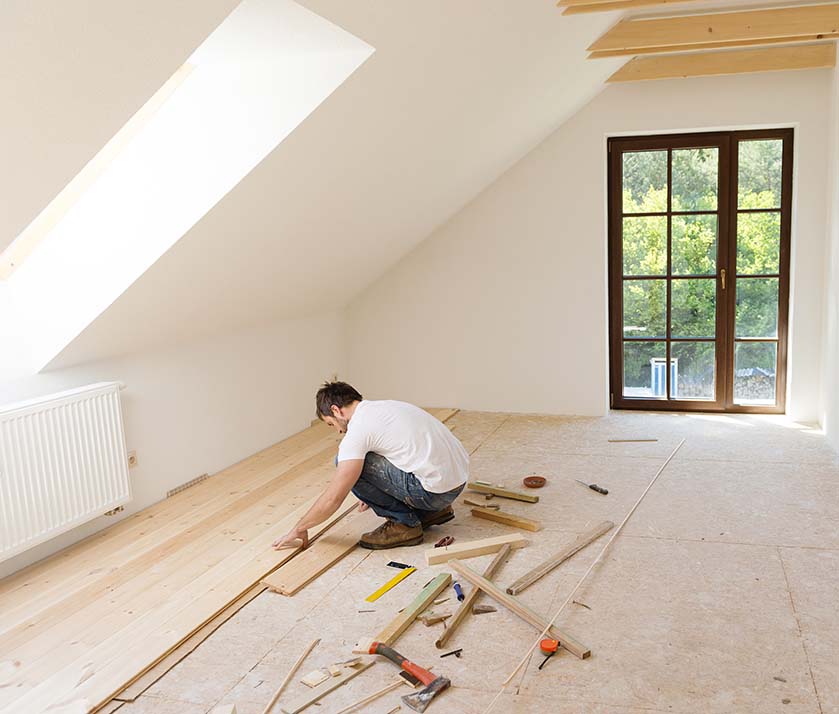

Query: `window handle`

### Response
(720, 268, 726, 290)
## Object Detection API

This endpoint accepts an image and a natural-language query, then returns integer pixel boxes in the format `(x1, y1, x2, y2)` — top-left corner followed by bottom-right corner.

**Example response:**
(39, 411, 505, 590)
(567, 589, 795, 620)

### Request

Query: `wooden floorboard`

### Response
(0, 408, 456, 714)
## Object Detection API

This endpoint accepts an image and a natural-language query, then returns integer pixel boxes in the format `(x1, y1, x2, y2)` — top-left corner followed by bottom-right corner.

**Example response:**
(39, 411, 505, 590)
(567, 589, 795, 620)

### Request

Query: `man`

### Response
(272, 382, 468, 550)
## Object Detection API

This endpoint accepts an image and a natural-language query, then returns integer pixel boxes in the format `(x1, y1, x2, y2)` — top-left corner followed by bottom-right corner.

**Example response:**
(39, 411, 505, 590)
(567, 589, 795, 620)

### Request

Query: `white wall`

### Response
(347, 70, 832, 419)
(821, 67, 839, 450)
(0, 310, 342, 577)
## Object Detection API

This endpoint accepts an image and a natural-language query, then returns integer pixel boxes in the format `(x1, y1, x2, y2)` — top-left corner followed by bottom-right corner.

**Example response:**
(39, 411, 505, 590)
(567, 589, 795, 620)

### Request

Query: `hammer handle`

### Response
(372, 643, 436, 686)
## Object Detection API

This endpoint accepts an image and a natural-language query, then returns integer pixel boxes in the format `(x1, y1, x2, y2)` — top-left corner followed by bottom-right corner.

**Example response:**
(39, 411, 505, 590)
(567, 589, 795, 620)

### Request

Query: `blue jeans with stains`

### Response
(348, 452, 464, 528)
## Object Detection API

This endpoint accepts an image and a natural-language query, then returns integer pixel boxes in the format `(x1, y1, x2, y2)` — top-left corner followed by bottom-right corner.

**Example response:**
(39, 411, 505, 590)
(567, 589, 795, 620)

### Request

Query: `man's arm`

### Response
(271, 459, 364, 549)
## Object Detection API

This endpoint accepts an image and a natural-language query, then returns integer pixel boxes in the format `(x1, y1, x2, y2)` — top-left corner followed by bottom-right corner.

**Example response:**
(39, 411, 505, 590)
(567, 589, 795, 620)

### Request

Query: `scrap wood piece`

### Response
(425, 533, 528, 566)
(419, 612, 451, 626)
(280, 661, 374, 714)
(505, 521, 614, 595)
(300, 669, 330, 688)
(448, 560, 590, 659)
(261, 508, 380, 595)
(375, 573, 452, 646)
(467, 481, 538, 503)
(472, 605, 496, 615)
(260, 638, 320, 714)
(435, 544, 510, 650)
(211, 706, 237, 714)
(334, 679, 404, 714)
(463, 499, 499, 510)
(470, 507, 542, 532)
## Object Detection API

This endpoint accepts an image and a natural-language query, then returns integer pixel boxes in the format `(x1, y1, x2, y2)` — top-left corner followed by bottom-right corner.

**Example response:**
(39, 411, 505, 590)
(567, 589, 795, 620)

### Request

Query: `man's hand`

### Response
(272, 527, 309, 550)
(357, 501, 369, 512)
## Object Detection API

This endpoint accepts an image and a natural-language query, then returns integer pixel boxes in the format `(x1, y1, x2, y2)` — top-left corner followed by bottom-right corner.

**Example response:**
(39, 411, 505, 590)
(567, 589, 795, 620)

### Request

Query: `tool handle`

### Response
(589, 484, 608, 495)
(371, 643, 436, 687)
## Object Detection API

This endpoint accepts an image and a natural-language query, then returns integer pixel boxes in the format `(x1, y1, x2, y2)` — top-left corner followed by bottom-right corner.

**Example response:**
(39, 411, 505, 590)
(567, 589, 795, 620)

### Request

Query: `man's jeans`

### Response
(350, 452, 465, 528)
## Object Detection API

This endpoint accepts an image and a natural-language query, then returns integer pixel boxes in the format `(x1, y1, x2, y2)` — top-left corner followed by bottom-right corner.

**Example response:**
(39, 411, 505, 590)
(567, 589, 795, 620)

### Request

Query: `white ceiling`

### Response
(0, 0, 241, 253)
(42, 0, 626, 368)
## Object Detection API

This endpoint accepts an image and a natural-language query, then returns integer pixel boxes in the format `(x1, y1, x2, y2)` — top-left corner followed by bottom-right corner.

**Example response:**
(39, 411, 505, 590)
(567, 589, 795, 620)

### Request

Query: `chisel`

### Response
(575, 479, 608, 495)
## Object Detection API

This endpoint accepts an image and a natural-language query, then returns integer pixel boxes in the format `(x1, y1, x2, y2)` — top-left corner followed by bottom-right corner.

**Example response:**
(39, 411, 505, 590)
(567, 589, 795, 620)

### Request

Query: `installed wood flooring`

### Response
(0, 410, 455, 714)
(4, 409, 839, 714)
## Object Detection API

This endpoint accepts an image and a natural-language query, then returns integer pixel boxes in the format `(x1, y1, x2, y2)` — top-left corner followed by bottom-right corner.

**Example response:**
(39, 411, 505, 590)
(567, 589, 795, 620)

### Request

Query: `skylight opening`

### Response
(0, 0, 374, 379)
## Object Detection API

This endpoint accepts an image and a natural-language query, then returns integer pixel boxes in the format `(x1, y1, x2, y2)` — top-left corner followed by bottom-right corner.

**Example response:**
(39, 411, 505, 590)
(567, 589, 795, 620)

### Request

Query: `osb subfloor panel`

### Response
(34, 412, 839, 713)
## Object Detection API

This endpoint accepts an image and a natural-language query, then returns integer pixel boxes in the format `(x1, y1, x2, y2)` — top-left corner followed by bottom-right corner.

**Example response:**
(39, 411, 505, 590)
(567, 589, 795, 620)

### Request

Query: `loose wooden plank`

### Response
(435, 544, 510, 650)
(588, 4, 839, 53)
(261, 508, 380, 595)
(425, 533, 528, 566)
(280, 662, 374, 714)
(505, 521, 614, 596)
(448, 561, 590, 659)
(375, 573, 452, 646)
(466, 482, 538, 503)
(608, 43, 836, 82)
(470, 508, 542, 532)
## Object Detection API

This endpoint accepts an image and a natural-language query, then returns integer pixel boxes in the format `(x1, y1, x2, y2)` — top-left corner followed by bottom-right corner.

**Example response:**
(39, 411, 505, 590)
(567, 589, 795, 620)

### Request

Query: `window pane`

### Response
(736, 278, 779, 338)
(622, 150, 667, 214)
(672, 148, 718, 211)
(737, 211, 780, 275)
(623, 280, 666, 338)
(735, 342, 777, 405)
(672, 214, 717, 275)
(623, 216, 667, 275)
(671, 342, 715, 401)
(623, 341, 667, 398)
(738, 140, 783, 209)
(671, 278, 716, 338)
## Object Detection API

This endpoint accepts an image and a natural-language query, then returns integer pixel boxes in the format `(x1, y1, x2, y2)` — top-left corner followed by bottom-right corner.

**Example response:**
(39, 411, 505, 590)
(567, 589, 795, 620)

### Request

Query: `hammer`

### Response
(353, 638, 450, 712)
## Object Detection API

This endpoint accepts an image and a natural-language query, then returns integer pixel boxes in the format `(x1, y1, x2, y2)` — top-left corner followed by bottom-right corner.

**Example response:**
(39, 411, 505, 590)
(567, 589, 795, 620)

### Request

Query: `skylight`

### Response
(0, 0, 373, 380)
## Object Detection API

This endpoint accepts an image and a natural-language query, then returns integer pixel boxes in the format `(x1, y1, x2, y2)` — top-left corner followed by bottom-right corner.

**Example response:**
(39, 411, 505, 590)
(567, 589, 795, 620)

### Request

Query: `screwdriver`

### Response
(575, 479, 608, 495)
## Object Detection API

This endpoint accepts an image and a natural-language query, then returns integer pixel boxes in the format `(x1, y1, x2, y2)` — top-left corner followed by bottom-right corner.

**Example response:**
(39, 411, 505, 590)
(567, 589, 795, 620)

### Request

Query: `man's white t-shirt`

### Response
(337, 400, 469, 493)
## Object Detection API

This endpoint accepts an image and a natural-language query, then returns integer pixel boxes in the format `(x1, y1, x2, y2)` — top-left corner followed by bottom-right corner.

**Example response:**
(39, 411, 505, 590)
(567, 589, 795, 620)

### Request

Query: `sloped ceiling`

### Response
(46, 0, 623, 367)
(0, 0, 241, 253)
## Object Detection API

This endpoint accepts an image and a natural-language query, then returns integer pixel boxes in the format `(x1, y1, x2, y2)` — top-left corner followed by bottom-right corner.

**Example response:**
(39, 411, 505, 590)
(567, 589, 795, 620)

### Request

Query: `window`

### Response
(608, 129, 793, 413)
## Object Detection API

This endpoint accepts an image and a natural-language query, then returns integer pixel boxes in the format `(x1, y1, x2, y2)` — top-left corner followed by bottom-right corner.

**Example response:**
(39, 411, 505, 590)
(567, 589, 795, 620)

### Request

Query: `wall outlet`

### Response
(127, 450, 138, 468)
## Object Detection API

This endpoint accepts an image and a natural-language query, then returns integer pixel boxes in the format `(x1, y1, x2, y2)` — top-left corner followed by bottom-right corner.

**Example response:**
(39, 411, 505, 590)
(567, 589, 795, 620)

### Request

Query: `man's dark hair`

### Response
(315, 381, 363, 419)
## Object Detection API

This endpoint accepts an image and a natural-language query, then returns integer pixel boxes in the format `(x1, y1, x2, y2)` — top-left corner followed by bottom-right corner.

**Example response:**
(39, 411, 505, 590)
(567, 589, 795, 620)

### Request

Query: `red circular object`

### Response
(523, 476, 546, 488)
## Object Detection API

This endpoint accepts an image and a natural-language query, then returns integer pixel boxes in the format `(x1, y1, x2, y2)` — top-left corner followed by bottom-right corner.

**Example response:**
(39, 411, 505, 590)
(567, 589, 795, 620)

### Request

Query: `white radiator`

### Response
(0, 382, 132, 562)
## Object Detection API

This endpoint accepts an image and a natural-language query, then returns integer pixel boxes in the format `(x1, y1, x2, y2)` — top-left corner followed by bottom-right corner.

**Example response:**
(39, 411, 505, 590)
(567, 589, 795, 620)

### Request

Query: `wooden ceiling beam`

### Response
(589, 4, 839, 52)
(607, 42, 836, 82)
(589, 35, 825, 59)
(560, 0, 704, 15)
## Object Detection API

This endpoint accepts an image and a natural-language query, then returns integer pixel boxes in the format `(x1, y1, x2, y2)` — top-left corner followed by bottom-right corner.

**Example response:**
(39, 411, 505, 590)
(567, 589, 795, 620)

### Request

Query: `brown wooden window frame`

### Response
(608, 128, 793, 414)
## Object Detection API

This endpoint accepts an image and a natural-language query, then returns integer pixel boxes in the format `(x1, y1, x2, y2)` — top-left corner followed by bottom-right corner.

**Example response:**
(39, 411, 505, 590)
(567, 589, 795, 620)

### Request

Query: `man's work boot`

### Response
(420, 505, 455, 528)
(359, 519, 423, 550)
